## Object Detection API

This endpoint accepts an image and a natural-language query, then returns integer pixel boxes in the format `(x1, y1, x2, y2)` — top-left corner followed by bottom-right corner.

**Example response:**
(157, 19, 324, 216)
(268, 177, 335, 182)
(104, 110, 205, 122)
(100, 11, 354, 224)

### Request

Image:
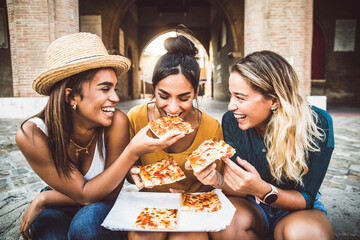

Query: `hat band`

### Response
(66, 55, 105, 64)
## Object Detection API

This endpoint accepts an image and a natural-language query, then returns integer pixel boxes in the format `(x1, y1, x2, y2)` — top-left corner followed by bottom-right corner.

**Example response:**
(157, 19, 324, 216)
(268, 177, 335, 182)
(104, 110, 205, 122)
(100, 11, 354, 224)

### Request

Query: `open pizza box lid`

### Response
(102, 189, 236, 232)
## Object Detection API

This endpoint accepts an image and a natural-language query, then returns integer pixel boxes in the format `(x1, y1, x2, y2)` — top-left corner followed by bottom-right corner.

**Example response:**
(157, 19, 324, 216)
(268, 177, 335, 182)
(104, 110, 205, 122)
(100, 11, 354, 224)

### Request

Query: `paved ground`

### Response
(0, 98, 359, 240)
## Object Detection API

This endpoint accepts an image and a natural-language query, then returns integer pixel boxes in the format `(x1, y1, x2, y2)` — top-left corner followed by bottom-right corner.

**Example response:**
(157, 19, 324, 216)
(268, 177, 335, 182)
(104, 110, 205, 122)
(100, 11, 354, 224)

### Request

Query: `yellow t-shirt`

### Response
(128, 102, 223, 193)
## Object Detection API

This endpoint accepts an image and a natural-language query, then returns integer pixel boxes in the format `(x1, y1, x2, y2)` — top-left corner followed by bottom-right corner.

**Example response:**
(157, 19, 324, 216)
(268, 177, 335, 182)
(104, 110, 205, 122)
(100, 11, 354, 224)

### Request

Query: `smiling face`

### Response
(72, 68, 119, 128)
(228, 72, 276, 134)
(154, 73, 197, 119)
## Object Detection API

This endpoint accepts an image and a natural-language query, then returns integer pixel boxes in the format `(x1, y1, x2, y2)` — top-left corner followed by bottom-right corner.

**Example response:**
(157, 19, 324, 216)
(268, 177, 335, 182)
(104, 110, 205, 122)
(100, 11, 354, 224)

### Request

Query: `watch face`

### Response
(265, 194, 278, 204)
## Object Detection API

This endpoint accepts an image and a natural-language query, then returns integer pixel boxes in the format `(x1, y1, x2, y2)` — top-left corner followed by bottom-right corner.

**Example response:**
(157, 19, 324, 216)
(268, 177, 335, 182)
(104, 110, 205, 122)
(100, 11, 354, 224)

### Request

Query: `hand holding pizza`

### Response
(129, 166, 146, 190)
(128, 125, 185, 158)
(223, 156, 268, 196)
(185, 161, 220, 187)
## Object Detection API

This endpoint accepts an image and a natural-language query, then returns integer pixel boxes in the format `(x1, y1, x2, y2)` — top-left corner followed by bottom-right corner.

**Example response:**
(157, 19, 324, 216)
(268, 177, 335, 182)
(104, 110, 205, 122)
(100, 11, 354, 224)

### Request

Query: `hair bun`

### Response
(164, 35, 198, 57)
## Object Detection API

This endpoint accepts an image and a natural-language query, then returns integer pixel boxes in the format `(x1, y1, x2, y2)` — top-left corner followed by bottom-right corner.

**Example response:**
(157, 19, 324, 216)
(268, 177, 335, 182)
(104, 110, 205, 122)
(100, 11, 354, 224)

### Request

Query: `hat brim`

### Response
(33, 55, 131, 96)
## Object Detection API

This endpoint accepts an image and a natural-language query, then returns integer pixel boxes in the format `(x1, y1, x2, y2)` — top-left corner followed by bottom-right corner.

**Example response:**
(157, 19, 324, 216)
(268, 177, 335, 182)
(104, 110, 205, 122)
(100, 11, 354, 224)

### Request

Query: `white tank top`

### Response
(29, 117, 105, 180)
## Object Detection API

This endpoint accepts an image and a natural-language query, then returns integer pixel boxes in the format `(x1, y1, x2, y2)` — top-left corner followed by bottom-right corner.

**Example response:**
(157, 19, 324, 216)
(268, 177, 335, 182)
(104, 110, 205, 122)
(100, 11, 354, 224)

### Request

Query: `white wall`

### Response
(0, 97, 48, 119)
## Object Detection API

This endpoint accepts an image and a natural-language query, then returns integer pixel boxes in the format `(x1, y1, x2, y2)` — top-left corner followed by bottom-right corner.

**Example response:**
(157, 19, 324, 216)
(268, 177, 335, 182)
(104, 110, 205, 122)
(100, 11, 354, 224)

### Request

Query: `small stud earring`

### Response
(271, 106, 278, 112)
(72, 104, 77, 111)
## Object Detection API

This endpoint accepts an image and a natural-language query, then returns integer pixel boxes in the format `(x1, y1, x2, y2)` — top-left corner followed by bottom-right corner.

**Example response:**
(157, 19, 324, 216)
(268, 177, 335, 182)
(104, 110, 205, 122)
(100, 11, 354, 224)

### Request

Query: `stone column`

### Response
(244, 0, 313, 95)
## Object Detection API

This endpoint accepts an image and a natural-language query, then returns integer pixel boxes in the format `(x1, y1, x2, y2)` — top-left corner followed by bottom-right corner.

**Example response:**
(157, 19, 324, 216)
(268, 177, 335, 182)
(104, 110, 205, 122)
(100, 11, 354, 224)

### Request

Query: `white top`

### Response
(29, 117, 105, 180)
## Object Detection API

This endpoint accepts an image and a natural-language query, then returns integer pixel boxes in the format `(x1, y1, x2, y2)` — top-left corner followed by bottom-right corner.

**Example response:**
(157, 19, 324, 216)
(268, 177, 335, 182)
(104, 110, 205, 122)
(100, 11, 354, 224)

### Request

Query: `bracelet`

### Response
(212, 171, 224, 189)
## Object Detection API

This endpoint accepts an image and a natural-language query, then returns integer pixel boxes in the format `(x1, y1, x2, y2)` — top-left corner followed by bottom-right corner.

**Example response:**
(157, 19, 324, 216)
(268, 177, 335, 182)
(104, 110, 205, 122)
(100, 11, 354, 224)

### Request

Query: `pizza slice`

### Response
(180, 191, 222, 212)
(148, 116, 194, 138)
(134, 208, 178, 230)
(187, 140, 236, 173)
(138, 159, 186, 188)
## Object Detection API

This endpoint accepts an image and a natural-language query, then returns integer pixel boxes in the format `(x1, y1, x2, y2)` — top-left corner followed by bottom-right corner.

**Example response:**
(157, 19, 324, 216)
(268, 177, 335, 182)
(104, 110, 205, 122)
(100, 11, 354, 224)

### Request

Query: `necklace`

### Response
(70, 133, 96, 158)
(255, 129, 267, 153)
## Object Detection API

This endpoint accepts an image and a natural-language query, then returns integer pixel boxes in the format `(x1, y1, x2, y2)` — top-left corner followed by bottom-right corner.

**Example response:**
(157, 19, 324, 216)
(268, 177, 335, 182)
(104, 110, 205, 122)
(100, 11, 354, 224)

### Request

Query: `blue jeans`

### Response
(248, 192, 329, 236)
(30, 192, 125, 239)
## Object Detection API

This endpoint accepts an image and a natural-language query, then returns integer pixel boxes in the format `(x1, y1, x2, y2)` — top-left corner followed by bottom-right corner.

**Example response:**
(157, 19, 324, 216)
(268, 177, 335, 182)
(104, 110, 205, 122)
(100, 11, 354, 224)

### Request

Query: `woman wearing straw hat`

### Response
(15, 32, 185, 240)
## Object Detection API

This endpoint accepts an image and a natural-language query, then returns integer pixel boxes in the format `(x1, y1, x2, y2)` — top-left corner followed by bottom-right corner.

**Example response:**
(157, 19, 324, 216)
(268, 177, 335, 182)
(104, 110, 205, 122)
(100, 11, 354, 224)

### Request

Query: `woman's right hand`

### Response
(20, 193, 46, 240)
(185, 160, 220, 187)
(223, 156, 269, 197)
(128, 125, 185, 158)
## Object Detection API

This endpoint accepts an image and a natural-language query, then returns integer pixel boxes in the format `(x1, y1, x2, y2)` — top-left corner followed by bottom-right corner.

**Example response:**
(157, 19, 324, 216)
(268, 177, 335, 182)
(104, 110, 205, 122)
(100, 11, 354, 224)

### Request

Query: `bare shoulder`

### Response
(105, 109, 130, 140)
(108, 109, 129, 130)
(15, 120, 50, 166)
(15, 120, 46, 146)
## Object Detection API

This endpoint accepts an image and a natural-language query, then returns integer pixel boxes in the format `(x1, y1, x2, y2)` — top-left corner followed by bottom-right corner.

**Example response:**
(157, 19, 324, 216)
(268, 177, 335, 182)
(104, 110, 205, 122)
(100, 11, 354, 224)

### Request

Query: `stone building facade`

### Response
(1, 0, 359, 106)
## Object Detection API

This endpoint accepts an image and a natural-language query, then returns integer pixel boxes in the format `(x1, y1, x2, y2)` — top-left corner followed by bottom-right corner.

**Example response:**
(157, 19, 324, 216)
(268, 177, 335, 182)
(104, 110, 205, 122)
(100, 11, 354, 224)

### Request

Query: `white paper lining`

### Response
(102, 189, 236, 232)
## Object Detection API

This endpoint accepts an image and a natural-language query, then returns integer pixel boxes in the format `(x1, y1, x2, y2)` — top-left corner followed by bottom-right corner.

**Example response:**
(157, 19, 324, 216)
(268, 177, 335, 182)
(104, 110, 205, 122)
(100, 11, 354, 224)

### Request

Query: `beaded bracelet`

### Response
(212, 171, 224, 189)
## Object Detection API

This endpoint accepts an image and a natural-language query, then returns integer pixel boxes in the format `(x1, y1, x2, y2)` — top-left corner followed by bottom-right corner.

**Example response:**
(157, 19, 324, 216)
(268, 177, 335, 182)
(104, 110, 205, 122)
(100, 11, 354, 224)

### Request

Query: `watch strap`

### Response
(255, 184, 278, 204)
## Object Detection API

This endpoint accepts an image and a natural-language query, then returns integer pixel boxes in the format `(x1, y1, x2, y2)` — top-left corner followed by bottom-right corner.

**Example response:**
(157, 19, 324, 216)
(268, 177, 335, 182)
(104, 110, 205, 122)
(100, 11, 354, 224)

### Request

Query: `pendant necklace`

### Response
(255, 129, 267, 153)
(70, 133, 96, 158)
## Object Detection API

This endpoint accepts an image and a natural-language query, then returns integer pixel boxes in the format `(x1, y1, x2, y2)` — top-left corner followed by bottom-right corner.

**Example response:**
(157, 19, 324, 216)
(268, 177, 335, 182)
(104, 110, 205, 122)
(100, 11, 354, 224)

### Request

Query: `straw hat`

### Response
(33, 32, 131, 95)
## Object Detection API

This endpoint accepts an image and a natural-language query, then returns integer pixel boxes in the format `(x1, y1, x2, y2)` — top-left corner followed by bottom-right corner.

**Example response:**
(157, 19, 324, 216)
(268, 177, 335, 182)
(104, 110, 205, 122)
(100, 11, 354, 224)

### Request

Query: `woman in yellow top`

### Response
(127, 33, 223, 240)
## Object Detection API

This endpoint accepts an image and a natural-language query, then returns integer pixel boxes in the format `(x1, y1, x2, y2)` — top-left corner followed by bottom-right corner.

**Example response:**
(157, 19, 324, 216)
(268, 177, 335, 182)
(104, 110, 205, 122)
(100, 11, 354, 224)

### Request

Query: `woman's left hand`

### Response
(185, 161, 220, 186)
(20, 193, 46, 240)
(223, 156, 266, 196)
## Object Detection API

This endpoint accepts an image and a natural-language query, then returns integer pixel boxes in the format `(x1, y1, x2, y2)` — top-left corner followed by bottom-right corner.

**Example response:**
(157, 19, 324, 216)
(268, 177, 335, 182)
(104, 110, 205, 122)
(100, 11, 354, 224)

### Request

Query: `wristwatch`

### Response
(255, 184, 279, 204)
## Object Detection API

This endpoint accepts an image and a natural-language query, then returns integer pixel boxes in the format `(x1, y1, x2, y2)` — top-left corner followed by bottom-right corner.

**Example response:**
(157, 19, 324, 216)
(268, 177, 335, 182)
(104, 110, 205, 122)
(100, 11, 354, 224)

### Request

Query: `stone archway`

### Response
(139, 30, 212, 97)
(106, 0, 244, 100)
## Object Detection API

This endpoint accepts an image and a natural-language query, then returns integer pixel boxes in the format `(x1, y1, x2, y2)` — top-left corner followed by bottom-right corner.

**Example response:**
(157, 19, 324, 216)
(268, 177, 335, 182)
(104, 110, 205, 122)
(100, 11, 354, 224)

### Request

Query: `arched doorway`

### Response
(139, 31, 211, 98)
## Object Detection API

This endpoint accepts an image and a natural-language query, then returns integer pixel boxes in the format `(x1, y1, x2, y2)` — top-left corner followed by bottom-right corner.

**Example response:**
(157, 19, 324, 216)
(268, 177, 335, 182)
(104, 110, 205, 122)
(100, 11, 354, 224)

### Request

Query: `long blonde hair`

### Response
(231, 50, 323, 185)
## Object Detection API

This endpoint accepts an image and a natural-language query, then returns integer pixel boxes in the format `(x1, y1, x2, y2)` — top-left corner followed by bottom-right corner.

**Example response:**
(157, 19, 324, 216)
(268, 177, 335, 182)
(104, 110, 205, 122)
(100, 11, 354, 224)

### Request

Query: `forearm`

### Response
(79, 145, 138, 204)
(39, 189, 79, 206)
(251, 179, 306, 210)
(271, 188, 306, 211)
(103, 180, 124, 201)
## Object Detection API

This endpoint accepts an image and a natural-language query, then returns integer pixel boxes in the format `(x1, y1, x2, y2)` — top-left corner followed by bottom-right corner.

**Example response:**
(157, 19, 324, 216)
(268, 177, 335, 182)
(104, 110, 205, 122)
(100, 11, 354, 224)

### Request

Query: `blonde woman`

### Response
(205, 51, 334, 239)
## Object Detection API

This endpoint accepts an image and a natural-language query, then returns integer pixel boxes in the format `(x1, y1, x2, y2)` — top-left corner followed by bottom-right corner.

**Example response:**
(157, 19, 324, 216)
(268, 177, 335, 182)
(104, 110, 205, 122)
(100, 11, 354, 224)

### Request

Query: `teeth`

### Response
(102, 107, 115, 112)
(166, 113, 179, 117)
(234, 114, 246, 119)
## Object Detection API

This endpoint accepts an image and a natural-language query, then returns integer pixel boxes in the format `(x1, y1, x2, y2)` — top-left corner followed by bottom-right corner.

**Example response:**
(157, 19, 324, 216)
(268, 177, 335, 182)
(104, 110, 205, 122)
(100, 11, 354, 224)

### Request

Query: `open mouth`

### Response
(234, 114, 246, 120)
(165, 112, 180, 117)
(102, 107, 115, 113)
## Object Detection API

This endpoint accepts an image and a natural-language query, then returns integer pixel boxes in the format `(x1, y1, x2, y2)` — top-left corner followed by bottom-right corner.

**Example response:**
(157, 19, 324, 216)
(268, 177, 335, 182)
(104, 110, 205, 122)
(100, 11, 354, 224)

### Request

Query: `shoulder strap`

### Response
(28, 117, 48, 136)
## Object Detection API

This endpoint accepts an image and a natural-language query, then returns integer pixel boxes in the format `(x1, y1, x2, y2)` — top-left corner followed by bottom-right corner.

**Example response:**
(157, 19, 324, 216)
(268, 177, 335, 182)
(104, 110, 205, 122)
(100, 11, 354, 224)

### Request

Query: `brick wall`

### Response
(7, 0, 78, 97)
(55, 0, 79, 39)
(244, 0, 313, 95)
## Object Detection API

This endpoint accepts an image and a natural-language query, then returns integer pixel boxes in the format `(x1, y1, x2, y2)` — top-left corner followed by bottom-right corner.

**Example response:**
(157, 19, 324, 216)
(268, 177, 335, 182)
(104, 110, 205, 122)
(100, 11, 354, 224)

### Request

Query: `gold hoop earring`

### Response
(72, 104, 77, 111)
